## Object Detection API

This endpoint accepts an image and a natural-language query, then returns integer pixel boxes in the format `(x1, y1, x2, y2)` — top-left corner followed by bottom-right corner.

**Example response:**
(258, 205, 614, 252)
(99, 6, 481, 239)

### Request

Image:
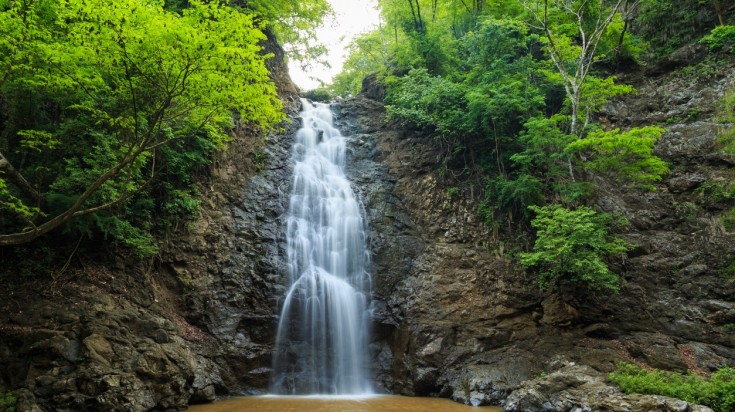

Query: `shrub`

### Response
(566, 126, 669, 191)
(610, 363, 735, 412)
(701, 25, 735, 52)
(724, 208, 735, 231)
(716, 90, 735, 154)
(520, 204, 634, 292)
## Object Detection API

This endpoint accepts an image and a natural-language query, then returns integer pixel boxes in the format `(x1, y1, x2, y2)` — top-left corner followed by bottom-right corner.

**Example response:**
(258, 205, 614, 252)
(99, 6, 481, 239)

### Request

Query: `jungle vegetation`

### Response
(329, 0, 734, 293)
(2, 0, 734, 290)
(0, 0, 330, 267)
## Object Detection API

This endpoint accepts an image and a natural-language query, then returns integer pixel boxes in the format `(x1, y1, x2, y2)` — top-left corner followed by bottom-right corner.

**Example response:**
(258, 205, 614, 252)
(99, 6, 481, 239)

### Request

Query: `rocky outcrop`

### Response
(0, 264, 218, 411)
(156, 106, 297, 397)
(334, 96, 543, 399)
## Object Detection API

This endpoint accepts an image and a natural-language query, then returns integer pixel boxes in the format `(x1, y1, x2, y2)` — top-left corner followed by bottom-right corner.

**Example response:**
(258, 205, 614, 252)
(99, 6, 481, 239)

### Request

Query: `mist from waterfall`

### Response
(270, 99, 372, 395)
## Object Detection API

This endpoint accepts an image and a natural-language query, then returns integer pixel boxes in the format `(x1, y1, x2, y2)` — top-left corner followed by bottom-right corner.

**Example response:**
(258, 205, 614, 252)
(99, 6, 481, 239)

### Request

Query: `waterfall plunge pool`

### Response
(188, 395, 501, 411)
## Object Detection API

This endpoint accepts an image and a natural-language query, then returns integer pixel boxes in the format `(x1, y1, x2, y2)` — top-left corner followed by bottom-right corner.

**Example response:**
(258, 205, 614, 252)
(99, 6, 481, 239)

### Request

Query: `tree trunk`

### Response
(713, 0, 724, 26)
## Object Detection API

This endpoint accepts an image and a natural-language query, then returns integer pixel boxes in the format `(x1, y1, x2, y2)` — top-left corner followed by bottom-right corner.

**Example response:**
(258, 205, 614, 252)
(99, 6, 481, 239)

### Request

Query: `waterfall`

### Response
(270, 99, 372, 395)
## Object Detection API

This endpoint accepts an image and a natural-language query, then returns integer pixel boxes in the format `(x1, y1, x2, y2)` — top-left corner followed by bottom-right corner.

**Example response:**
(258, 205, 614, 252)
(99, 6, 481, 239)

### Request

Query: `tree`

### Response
(522, 0, 629, 135)
(520, 204, 634, 292)
(0, 0, 284, 247)
(331, 29, 390, 96)
(237, 0, 333, 66)
(713, 0, 725, 26)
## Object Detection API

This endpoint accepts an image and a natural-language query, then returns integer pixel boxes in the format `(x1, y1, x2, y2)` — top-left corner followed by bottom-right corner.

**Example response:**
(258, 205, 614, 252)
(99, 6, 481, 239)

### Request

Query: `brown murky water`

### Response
(187, 395, 502, 412)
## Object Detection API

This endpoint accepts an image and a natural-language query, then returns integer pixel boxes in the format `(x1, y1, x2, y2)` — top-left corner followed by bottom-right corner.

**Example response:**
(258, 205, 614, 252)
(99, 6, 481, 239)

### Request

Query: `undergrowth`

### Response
(609, 363, 735, 412)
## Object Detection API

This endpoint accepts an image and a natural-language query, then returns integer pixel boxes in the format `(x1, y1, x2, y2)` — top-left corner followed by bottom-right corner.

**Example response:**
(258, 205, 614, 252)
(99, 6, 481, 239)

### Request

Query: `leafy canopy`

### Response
(239, 0, 332, 65)
(0, 0, 284, 253)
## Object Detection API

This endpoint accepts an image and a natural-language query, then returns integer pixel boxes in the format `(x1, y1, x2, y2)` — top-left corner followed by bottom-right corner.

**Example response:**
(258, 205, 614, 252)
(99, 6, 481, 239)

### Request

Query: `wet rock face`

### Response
(158, 103, 300, 397)
(590, 58, 735, 368)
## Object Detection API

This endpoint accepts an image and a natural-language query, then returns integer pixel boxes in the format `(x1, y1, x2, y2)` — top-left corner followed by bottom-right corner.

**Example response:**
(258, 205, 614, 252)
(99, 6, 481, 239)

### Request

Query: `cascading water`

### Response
(270, 99, 372, 395)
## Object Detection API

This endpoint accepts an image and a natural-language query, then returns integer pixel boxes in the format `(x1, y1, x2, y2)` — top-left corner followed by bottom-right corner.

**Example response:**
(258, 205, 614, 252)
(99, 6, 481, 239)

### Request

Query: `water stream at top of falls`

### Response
(270, 99, 373, 395)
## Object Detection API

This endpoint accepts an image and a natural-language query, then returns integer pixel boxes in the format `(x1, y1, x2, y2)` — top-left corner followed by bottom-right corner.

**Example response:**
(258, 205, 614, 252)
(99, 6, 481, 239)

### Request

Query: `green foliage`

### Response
(330, 30, 389, 96)
(484, 174, 544, 221)
(511, 117, 576, 181)
(374, 6, 641, 230)
(597, 12, 648, 65)
(695, 181, 735, 209)
(377, 0, 461, 75)
(0, 174, 42, 221)
(716, 89, 735, 124)
(239, 0, 332, 64)
(576, 77, 636, 130)
(0, 0, 288, 252)
(722, 261, 735, 280)
(498, 116, 592, 209)
(520, 204, 634, 292)
(92, 214, 158, 257)
(635, 0, 722, 56)
(566, 126, 669, 190)
(463, 18, 548, 139)
(385, 68, 470, 138)
(610, 363, 735, 412)
(722, 207, 735, 230)
(302, 88, 334, 103)
(525, 0, 638, 135)
(701, 25, 735, 52)
(673, 201, 699, 220)
(0, 390, 15, 412)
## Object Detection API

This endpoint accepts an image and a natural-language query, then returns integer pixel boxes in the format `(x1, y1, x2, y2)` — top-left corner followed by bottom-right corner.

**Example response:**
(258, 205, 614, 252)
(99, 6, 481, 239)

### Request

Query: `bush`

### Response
(566, 126, 669, 191)
(610, 363, 735, 412)
(635, 0, 721, 55)
(724, 208, 735, 231)
(520, 204, 634, 292)
(701, 25, 735, 52)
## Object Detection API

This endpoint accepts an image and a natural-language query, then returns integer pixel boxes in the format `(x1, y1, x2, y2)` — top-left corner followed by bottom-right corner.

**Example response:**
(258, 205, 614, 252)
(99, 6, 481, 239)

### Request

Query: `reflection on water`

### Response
(187, 395, 501, 412)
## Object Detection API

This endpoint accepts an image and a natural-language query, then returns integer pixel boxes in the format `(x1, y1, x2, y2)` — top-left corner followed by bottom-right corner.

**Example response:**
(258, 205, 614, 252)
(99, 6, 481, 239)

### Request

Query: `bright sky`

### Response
(288, 0, 381, 91)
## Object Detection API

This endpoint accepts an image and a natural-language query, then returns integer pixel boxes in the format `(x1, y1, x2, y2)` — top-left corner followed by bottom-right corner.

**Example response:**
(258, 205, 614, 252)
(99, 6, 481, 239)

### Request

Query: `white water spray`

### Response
(270, 99, 372, 395)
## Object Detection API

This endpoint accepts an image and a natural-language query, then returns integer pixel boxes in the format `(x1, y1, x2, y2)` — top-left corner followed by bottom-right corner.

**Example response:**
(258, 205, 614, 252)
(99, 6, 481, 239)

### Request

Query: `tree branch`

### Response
(0, 151, 41, 204)
(0, 145, 145, 246)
